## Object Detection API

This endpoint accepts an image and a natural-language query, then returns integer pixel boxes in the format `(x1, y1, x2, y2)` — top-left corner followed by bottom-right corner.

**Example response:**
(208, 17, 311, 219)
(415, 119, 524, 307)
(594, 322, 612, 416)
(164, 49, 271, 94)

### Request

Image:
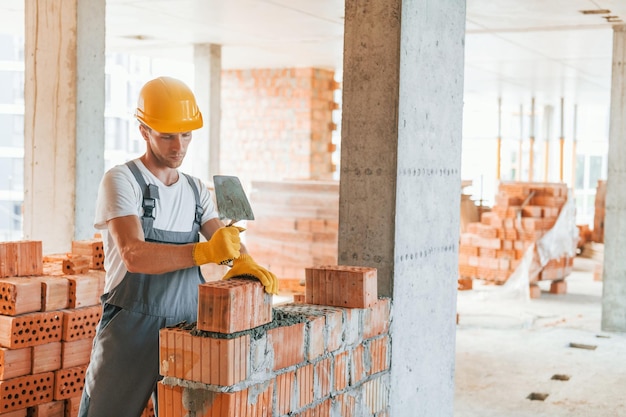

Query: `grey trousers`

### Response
(79, 304, 167, 417)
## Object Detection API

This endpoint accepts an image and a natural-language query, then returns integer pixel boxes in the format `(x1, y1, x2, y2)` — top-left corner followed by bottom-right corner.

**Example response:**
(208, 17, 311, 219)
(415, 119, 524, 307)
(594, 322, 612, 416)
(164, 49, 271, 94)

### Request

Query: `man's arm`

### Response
(108, 215, 198, 274)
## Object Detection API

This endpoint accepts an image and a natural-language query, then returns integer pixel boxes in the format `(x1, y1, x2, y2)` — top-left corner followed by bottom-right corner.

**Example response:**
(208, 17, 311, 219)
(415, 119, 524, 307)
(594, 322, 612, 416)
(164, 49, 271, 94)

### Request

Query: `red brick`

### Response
(32, 276, 70, 311)
(0, 242, 18, 278)
(324, 308, 344, 353)
(368, 336, 389, 375)
(550, 280, 567, 294)
(296, 363, 314, 409)
(53, 365, 86, 400)
(267, 322, 305, 370)
(458, 277, 473, 290)
(15, 241, 43, 277)
(363, 298, 390, 339)
(0, 347, 31, 379)
(363, 376, 389, 414)
(478, 248, 496, 258)
(458, 265, 477, 278)
(314, 357, 332, 400)
(28, 400, 64, 417)
(157, 381, 273, 417)
(61, 306, 101, 342)
(302, 315, 324, 361)
(197, 278, 272, 334)
(529, 284, 541, 299)
(0, 278, 42, 316)
(62, 255, 90, 275)
(0, 409, 27, 417)
(0, 311, 62, 349)
(540, 265, 565, 280)
(275, 371, 296, 416)
(521, 205, 543, 217)
(61, 338, 92, 369)
(159, 327, 249, 386)
(305, 265, 377, 308)
(294, 399, 332, 417)
(351, 345, 366, 385)
(63, 272, 101, 308)
(477, 238, 502, 250)
(141, 398, 155, 417)
(458, 245, 478, 256)
(71, 240, 104, 270)
(334, 351, 349, 391)
(0, 372, 54, 412)
(334, 392, 356, 416)
(32, 342, 62, 374)
(64, 396, 81, 417)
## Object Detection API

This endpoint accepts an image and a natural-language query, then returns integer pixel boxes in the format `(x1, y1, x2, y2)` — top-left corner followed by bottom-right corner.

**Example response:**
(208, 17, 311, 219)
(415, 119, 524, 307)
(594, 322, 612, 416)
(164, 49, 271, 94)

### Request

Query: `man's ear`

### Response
(139, 124, 150, 141)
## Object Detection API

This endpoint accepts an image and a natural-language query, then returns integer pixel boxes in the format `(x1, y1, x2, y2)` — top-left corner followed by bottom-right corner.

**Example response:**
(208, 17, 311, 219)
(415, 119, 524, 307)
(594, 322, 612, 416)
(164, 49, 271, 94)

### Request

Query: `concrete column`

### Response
(23, 0, 105, 253)
(602, 24, 626, 332)
(193, 44, 222, 183)
(339, 1, 466, 415)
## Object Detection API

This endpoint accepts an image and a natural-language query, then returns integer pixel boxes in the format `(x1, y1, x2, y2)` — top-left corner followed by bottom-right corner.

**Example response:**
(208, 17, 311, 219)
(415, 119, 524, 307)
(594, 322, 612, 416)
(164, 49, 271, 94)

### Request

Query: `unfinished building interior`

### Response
(0, 1, 625, 416)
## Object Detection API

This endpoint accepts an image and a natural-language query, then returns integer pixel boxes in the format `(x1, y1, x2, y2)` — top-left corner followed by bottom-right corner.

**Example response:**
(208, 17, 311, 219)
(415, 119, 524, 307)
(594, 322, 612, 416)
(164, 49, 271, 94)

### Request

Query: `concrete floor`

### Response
(455, 256, 626, 417)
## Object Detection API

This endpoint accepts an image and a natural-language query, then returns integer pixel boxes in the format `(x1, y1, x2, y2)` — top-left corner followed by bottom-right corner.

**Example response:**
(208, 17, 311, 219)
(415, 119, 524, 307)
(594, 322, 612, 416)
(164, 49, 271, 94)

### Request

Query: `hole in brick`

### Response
(527, 393, 549, 401)
(551, 374, 570, 381)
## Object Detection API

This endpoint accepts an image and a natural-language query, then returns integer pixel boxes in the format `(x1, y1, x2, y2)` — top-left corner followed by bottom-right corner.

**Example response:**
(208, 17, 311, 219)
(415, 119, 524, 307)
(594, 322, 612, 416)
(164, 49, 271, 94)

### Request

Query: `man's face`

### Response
(141, 125, 192, 169)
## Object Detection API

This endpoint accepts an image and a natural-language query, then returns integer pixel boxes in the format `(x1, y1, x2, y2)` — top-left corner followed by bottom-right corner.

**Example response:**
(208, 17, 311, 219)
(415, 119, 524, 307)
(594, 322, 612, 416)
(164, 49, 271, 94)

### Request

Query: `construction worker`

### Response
(78, 76, 278, 417)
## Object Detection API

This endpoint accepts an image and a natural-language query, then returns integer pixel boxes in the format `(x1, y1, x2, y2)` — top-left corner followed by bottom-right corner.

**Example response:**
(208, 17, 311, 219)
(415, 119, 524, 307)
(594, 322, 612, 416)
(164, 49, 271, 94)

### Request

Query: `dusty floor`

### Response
(455, 256, 626, 417)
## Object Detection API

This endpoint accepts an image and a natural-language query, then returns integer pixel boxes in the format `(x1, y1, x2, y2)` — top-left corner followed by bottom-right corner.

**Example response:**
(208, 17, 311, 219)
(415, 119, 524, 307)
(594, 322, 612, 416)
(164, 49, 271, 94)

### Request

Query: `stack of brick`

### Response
(245, 180, 339, 287)
(0, 239, 157, 417)
(158, 265, 391, 417)
(592, 179, 606, 243)
(458, 182, 573, 289)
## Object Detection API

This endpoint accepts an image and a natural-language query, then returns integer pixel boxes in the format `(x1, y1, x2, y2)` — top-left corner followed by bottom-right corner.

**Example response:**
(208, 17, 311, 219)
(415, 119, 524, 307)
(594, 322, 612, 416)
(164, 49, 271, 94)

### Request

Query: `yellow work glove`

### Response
(222, 254, 279, 295)
(192, 226, 242, 266)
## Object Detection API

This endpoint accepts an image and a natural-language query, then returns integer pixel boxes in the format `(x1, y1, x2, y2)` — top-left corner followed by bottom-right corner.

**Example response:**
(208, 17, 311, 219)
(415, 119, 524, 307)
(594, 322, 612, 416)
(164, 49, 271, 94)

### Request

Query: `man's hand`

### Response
(192, 226, 242, 265)
(222, 254, 279, 294)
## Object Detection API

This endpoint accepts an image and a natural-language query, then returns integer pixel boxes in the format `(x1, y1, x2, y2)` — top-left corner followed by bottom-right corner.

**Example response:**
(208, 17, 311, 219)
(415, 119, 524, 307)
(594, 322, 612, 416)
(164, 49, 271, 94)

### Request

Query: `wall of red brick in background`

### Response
(221, 68, 338, 188)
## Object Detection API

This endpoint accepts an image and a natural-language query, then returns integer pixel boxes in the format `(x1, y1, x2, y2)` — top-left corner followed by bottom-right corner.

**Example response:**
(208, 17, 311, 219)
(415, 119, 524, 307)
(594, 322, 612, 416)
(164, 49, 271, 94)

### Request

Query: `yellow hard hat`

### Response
(135, 76, 203, 133)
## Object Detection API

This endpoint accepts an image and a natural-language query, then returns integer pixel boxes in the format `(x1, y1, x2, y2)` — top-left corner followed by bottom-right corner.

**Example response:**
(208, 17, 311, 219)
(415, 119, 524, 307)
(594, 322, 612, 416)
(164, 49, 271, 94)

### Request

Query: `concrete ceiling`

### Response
(0, 0, 624, 113)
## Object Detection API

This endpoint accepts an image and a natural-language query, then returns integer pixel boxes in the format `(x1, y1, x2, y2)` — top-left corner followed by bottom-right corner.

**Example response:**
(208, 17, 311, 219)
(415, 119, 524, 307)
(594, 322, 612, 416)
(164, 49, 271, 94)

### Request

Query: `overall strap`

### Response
(125, 160, 160, 231)
(182, 173, 204, 228)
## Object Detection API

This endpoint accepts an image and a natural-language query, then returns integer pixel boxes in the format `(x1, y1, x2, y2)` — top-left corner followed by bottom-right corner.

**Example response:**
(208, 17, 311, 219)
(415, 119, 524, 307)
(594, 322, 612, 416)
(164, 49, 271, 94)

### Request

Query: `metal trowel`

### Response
(213, 175, 255, 226)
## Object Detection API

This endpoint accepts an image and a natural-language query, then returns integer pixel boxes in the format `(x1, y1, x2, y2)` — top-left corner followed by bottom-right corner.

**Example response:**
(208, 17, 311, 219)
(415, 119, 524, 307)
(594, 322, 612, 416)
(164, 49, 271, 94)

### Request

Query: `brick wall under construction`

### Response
(159, 265, 390, 417)
(1, 240, 391, 416)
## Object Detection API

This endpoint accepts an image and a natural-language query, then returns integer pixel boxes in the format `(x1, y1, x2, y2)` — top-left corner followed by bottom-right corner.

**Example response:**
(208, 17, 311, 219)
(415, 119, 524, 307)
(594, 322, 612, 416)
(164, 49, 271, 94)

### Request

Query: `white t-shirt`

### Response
(94, 159, 218, 294)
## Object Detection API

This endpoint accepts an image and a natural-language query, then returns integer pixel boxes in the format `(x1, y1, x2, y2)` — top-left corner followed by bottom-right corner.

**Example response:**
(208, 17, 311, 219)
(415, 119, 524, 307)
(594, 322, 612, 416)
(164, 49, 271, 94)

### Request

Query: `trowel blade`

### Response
(213, 175, 255, 224)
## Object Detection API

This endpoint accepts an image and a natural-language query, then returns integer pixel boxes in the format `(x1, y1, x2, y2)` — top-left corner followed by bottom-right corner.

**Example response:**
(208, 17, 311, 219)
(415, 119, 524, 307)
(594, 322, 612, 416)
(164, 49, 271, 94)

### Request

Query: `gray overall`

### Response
(79, 161, 205, 417)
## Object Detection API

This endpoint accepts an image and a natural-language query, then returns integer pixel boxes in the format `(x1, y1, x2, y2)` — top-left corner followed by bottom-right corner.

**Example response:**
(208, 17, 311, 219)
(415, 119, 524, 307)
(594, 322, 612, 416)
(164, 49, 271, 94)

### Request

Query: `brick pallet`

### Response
(458, 182, 574, 293)
(0, 239, 155, 417)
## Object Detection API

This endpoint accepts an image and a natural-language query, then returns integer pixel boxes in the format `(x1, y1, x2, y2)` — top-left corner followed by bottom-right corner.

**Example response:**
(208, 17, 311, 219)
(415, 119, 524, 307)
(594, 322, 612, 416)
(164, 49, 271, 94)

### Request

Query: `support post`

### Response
(23, 0, 105, 253)
(602, 24, 626, 332)
(339, 0, 466, 414)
